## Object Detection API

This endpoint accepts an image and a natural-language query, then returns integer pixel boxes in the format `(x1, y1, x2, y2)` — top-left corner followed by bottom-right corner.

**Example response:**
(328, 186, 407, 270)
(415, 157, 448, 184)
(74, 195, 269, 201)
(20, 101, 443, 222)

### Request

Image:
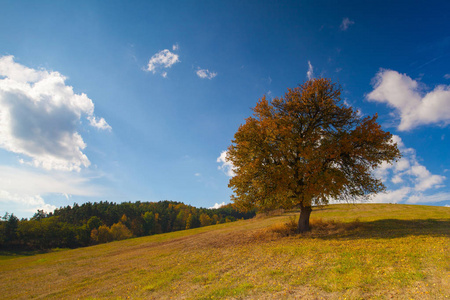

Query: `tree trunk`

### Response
(297, 205, 312, 233)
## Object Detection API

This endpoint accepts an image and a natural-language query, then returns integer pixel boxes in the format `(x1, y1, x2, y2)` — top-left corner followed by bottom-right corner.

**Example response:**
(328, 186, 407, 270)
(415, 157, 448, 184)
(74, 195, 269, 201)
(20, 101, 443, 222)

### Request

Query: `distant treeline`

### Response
(0, 200, 256, 250)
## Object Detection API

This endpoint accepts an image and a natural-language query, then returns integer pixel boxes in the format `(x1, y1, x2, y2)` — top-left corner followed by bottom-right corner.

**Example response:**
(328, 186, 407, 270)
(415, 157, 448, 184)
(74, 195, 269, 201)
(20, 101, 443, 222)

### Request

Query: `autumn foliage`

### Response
(227, 78, 401, 232)
(0, 201, 255, 250)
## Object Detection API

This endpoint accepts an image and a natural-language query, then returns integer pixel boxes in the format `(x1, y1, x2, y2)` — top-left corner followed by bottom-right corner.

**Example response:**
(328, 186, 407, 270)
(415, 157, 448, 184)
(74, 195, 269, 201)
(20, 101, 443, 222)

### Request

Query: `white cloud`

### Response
(395, 158, 410, 172)
(406, 192, 450, 204)
(307, 61, 314, 80)
(88, 116, 111, 131)
(0, 190, 56, 215)
(209, 202, 227, 209)
(340, 17, 355, 31)
(367, 69, 450, 131)
(408, 165, 445, 191)
(0, 166, 102, 196)
(444, 74, 450, 79)
(217, 150, 235, 177)
(0, 55, 110, 172)
(393, 135, 444, 191)
(146, 49, 180, 77)
(391, 175, 403, 184)
(172, 44, 179, 51)
(370, 187, 411, 204)
(0, 165, 105, 216)
(370, 135, 446, 204)
(196, 68, 217, 79)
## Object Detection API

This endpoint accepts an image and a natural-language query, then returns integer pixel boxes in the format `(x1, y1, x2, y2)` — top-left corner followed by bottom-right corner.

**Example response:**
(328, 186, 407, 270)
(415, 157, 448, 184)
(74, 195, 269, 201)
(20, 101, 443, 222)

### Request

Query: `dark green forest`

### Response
(0, 201, 255, 250)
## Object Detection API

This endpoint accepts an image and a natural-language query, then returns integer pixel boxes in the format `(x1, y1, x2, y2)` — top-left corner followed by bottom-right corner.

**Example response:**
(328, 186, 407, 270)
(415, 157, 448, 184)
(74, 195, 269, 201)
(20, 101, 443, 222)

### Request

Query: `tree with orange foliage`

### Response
(226, 78, 401, 233)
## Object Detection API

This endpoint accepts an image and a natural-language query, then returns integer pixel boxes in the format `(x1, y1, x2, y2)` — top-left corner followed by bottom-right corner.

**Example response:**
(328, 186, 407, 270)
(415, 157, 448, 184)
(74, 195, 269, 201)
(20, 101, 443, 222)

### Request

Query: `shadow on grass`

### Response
(317, 218, 450, 240)
(0, 249, 55, 260)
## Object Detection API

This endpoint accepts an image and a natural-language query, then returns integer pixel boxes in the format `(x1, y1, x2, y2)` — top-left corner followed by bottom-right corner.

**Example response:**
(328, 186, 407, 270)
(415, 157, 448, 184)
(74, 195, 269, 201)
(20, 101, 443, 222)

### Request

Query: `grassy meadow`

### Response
(1, 204, 449, 299)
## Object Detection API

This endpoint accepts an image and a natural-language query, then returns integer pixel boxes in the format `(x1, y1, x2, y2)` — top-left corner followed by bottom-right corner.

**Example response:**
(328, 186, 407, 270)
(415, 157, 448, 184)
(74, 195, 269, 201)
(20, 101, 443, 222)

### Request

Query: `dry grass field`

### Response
(1, 204, 449, 299)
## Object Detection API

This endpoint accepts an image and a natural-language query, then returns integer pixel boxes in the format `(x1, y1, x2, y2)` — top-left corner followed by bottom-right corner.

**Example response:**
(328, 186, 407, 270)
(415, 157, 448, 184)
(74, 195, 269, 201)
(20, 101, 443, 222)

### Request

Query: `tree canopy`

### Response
(226, 78, 401, 232)
(0, 201, 255, 250)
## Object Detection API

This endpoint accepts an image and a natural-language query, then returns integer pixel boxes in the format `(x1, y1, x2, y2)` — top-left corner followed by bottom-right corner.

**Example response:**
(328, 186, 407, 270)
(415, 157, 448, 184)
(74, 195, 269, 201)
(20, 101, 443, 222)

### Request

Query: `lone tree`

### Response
(226, 78, 400, 233)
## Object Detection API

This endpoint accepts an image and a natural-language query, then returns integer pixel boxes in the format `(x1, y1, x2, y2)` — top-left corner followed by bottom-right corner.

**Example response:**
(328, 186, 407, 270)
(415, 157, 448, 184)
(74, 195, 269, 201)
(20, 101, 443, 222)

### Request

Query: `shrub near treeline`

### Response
(0, 200, 255, 250)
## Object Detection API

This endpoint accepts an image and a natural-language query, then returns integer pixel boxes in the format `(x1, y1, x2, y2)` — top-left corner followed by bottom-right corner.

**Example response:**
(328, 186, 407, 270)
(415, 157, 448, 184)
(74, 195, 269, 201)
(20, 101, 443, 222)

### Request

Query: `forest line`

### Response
(0, 200, 256, 250)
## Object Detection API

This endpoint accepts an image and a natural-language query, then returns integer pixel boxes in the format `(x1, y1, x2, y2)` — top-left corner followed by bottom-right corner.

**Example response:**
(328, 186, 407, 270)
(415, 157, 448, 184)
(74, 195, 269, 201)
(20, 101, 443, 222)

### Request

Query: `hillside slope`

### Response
(1, 204, 449, 299)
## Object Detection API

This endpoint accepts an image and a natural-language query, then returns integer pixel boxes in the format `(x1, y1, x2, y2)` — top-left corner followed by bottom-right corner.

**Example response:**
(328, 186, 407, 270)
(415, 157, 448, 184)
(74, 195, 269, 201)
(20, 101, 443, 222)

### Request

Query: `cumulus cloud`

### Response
(0, 55, 110, 172)
(196, 68, 217, 79)
(307, 61, 314, 80)
(146, 48, 180, 77)
(209, 202, 227, 209)
(340, 17, 355, 31)
(88, 116, 111, 131)
(217, 150, 235, 177)
(371, 135, 446, 204)
(367, 69, 450, 131)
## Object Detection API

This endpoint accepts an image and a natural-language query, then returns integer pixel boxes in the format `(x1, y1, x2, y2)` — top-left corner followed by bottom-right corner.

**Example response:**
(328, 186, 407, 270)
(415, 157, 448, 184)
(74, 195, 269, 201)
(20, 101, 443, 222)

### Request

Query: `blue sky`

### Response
(1, 0, 449, 218)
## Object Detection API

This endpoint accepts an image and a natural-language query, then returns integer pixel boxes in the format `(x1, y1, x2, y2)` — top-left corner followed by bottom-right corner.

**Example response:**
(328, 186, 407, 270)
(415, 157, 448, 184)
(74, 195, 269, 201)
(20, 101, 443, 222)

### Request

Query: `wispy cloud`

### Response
(307, 61, 314, 80)
(0, 55, 110, 172)
(146, 47, 180, 77)
(340, 17, 355, 31)
(367, 69, 450, 131)
(196, 68, 217, 79)
(0, 166, 106, 216)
